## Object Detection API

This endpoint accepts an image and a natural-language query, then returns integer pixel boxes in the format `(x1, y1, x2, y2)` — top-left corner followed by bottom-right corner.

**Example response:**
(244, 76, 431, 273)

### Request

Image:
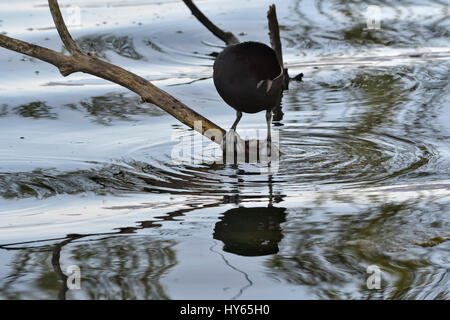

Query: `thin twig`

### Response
(182, 0, 240, 45)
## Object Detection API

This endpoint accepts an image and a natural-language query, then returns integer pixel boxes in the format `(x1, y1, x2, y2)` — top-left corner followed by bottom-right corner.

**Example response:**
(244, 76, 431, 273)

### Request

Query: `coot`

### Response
(213, 41, 284, 149)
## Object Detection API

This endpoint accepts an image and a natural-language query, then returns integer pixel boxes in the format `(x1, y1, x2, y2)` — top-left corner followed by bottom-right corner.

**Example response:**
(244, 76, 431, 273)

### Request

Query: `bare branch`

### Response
(182, 0, 240, 45)
(267, 5, 283, 68)
(48, 0, 81, 55)
(267, 4, 289, 89)
(0, 1, 226, 144)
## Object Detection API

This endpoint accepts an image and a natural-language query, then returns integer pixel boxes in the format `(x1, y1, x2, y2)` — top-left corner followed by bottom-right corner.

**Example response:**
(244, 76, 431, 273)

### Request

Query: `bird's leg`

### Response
(222, 111, 244, 157)
(229, 111, 243, 156)
(266, 109, 272, 158)
(230, 111, 242, 131)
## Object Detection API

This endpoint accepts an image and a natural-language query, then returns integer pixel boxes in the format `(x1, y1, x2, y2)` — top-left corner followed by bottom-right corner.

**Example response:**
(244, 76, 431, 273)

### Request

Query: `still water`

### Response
(0, 0, 449, 299)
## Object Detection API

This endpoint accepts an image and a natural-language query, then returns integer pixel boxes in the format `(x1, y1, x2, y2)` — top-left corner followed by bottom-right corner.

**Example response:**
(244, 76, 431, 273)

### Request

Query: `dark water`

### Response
(0, 0, 449, 299)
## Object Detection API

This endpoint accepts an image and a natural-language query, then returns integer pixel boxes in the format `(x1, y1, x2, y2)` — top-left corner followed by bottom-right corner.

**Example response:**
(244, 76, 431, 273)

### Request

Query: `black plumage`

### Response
(213, 41, 284, 150)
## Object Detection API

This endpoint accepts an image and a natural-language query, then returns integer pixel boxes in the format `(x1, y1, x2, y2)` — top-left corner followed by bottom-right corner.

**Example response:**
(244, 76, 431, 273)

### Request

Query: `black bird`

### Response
(213, 41, 284, 150)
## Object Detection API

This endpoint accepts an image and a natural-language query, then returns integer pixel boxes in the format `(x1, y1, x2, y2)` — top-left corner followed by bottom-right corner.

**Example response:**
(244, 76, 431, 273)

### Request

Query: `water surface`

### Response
(0, 0, 449, 299)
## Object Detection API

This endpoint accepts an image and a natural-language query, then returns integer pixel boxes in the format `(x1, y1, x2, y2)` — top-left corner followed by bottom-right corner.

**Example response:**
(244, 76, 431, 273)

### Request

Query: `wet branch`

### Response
(0, 0, 226, 144)
(182, 0, 240, 45)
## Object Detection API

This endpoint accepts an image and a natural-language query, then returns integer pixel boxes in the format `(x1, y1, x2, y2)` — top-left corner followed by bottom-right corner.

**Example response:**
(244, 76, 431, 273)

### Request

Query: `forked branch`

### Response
(0, 0, 226, 144)
(0, 1, 293, 148)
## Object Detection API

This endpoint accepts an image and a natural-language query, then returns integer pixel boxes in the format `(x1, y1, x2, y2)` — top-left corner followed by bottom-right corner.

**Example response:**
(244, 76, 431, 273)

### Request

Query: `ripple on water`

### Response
(0, 125, 433, 199)
(279, 128, 432, 188)
(0, 0, 449, 301)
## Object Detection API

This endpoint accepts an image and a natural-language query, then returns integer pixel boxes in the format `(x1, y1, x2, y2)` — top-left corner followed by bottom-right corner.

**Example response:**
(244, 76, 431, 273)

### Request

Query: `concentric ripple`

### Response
(0, 125, 433, 199)
(279, 128, 432, 188)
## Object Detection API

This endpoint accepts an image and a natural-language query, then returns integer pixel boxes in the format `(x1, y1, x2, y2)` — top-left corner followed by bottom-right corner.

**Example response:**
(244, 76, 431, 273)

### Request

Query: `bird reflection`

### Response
(213, 206, 287, 256)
